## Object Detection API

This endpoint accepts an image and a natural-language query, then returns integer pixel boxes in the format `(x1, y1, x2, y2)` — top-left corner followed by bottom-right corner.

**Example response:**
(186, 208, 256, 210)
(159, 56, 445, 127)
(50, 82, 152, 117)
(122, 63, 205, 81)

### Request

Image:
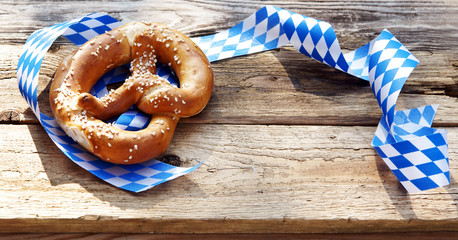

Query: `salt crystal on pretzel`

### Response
(49, 22, 214, 164)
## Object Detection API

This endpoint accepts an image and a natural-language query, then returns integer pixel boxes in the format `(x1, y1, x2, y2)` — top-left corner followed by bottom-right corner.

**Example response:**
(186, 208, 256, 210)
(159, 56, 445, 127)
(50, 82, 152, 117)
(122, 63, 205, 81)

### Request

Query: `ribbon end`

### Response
(374, 130, 450, 193)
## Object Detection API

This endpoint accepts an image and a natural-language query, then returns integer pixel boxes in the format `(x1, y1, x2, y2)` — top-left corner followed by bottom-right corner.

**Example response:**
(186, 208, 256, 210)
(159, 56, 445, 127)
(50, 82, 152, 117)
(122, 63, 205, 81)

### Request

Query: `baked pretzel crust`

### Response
(49, 22, 213, 164)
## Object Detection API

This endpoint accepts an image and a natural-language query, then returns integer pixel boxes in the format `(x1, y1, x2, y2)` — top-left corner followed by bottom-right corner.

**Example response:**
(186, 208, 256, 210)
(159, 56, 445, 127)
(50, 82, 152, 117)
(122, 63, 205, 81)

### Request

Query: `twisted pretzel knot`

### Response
(50, 22, 214, 164)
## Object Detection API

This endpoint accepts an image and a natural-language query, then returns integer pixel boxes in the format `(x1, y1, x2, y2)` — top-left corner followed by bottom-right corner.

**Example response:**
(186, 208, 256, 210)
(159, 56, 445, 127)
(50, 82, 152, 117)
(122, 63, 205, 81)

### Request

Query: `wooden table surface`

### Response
(1, 0, 457, 238)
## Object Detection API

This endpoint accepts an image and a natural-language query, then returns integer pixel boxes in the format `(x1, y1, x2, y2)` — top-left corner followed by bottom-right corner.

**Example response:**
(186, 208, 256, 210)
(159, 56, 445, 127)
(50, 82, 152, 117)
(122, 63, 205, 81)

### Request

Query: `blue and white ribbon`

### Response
(17, 6, 449, 193)
(17, 13, 198, 193)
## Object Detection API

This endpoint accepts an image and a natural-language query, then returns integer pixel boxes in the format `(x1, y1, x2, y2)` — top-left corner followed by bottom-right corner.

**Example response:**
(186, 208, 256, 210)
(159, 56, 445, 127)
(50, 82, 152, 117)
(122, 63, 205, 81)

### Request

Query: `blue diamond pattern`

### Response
(17, 5, 449, 193)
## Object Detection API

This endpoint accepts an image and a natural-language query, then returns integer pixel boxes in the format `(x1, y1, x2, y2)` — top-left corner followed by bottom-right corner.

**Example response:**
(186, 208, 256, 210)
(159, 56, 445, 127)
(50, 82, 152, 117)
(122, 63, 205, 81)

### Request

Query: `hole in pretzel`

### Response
(89, 62, 180, 132)
(49, 21, 214, 164)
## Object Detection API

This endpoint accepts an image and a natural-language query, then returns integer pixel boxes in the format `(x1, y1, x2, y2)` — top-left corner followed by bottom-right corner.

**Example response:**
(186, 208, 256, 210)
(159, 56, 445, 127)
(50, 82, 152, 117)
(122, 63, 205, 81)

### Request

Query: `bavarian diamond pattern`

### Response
(17, 6, 449, 193)
(374, 131, 449, 193)
(17, 12, 200, 193)
(17, 17, 83, 121)
(40, 110, 202, 193)
(88, 62, 178, 131)
(191, 6, 449, 192)
(112, 107, 150, 131)
(63, 12, 122, 46)
(192, 6, 349, 72)
(372, 103, 449, 192)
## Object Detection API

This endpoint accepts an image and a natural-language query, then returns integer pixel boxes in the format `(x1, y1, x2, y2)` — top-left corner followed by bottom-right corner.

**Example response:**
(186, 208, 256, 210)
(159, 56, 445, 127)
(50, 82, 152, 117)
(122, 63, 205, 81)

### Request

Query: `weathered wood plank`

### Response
(0, 124, 456, 233)
(1, 0, 457, 51)
(2, 44, 457, 125)
(2, 232, 458, 240)
(1, 0, 457, 235)
(2, 0, 457, 125)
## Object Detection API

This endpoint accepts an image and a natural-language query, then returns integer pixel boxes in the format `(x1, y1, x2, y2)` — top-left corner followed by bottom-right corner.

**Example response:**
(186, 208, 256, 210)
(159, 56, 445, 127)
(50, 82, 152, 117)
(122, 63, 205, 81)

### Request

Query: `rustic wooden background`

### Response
(0, 0, 457, 238)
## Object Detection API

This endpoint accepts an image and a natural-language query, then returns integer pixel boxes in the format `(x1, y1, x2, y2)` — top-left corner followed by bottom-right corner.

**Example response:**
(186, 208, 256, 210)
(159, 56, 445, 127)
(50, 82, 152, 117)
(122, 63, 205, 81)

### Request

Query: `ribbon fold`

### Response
(17, 6, 449, 193)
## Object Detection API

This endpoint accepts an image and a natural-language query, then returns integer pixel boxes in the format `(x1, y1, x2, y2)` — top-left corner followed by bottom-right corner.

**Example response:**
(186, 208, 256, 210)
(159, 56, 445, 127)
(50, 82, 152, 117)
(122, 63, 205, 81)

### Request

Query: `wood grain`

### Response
(0, 0, 457, 234)
(1, 45, 457, 125)
(2, 232, 458, 240)
(1, 0, 457, 49)
(1, 0, 457, 126)
(0, 124, 457, 233)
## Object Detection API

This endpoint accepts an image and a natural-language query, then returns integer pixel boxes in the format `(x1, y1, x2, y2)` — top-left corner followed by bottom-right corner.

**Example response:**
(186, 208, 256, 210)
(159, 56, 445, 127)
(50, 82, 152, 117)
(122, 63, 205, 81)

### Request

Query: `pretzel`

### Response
(49, 22, 214, 164)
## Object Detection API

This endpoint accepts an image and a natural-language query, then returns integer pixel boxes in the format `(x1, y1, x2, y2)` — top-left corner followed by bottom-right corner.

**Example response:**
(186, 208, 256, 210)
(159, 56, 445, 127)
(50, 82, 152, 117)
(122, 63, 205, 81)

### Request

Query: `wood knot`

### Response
(0, 110, 20, 123)
(159, 154, 182, 166)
